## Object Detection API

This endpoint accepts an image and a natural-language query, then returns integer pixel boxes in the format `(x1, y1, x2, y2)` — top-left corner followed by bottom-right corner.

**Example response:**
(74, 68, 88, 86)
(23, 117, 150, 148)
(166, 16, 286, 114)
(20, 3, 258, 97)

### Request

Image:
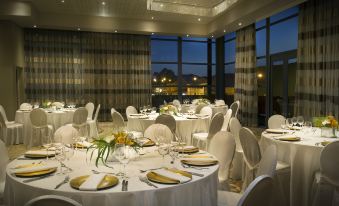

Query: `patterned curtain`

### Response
(234, 24, 257, 127)
(24, 29, 151, 121)
(295, 0, 339, 119)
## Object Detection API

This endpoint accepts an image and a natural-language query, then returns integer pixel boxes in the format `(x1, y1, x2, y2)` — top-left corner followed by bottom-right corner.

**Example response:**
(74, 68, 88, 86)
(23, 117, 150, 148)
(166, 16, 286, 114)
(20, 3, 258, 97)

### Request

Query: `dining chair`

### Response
(144, 123, 173, 144)
(0, 139, 9, 205)
(268, 114, 286, 129)
(155, 114, 176, 138)
(311, 141, 339, 206)
(53, 125, 78, 144)
(87, 104, 100, 139)
(172, 99, 181, 108)
(71, 107, 88, 139)
(208, 131, 236, 183)
(29, 108, 54, 148)
(229, 117, 243, 180)
(19, 103, 33, 110)
(256, 145, 277, 178)
(0, 106, 23, 145)
(195, 103, 208, 114)
(192, 112, 224, 150)
(199, 106, 213, 118)
(125, 106, 138, 116)
(24, 195, 82, 206)
(218, 175, 274, 206)
(111, 111, 125, 129)
(110, 107, 117, 115)
(221, 109, 233, 131)
(229, 100, 240, 118)
(85, 102, 95, 121)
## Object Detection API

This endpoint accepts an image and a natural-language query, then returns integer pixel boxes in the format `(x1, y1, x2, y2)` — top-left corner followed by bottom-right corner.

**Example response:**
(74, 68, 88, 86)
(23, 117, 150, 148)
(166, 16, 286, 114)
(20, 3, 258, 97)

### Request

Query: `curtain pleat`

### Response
(24, 29, 151, 121)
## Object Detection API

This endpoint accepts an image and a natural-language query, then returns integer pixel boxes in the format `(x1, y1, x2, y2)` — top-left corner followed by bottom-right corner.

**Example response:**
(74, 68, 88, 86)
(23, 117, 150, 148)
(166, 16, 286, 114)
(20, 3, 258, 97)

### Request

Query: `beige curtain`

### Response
(24, 29, 151, 121)
(295, 0, 339, 119)
(234, 24, 258, 127)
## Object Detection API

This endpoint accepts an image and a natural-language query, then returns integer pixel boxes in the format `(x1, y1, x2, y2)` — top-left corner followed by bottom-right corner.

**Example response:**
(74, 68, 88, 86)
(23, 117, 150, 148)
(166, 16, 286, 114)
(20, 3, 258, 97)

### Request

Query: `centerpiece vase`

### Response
(321, 127, 336, 138)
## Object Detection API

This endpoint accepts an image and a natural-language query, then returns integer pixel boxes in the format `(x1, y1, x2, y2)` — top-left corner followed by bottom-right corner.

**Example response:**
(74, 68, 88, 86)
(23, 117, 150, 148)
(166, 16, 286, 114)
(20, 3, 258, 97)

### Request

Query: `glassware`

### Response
(114, 143, 130, 178)
(304, 121, 312, 134)
(297, 116, 304, 127)
(169, 144, 179, 164)
(55, 146, 66, 175)
(291, 117, 297, 127)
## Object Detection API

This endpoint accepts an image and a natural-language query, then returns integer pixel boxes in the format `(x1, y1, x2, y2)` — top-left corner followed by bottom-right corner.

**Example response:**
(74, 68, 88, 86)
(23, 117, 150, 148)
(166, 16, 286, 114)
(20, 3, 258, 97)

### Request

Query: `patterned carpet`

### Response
(5, 122, 264, 193)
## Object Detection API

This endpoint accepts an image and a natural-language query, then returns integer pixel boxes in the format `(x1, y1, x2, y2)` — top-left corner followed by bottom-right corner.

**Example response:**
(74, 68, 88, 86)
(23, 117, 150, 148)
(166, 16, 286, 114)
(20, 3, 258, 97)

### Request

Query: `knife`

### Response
(186, 171, 204, 177)
(22, 173, 54, 183)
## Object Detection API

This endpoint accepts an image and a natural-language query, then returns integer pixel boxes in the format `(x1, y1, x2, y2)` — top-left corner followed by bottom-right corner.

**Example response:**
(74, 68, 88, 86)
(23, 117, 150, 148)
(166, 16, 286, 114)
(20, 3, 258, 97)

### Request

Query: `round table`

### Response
(127, 113, 210, 145)
(15, 109, 75, 145)
(260, 128, 337, 206)
(4, 148, 218, 206)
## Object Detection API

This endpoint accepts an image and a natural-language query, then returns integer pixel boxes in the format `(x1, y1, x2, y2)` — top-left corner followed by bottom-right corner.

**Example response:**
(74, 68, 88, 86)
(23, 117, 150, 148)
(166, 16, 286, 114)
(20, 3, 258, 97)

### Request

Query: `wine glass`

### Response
(55, 146, 66, 175)
(158, 143, 169, 166)
(291, 117, 297, 127)
(285, 118, 293, 129)
(304, 121, 312, 134)
(169, 143, 179, 164)
(297, 116, 304, 127)
(114, 143, 130, 178)
(63, 144, 74, 173)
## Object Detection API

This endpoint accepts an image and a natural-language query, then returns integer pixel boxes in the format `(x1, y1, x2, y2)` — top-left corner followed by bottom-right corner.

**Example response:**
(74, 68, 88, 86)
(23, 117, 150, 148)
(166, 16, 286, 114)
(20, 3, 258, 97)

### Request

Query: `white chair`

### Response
(229, 117, 243, 180)
(192, 113, 224, 150)
(215, 99, 226, 106)
(155, 114, 176, 140)
(221, 109, 232, 131)
(19, 103, 32, 110)
(126, 106, 138, 116)
(111, 111, 125, 129)
(312, 141, 339, 206)
(24, 195, 82, 206)
(218, 175, 274, 206)
(54, 125, 78, 144)
(85, 102, 95, 121)
(87, 104, 100, 139)
(195, 104, 208, 114)
(0, 106, 23, 145)
(208, 131, 236, 182)
(110, 107, 117, 115)
(229, 100, 240, 118)
(256, 145, 277, 178)
(268, 115, 286, 129)
(0, 139, 9, 204)
(200, 106, 213, 118)
(71, 107, 88, 138)
(29, 109, 54, 148)
(144, 124, 173, 144)
(172, 99, 181, 108)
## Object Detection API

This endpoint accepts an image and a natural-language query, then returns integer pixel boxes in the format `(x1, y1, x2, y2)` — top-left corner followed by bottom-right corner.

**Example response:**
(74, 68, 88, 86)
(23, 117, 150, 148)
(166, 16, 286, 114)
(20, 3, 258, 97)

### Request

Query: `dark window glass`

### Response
(256, 28, 266, 57)
(212, 43, 216, 64)
(151, 35, 178, 40)
(256, 19, 266, 29)
(257, 58, 266, 67)
(225, 32, 236, 41)
(152, 64, 178, 96)
(151, 40, 178, 62)
(182, 64, 207, 85)
(225, 40, 236, 63)
(270, 6, 298, 23)
(182, 37, 208, 41)
(182, 42, 207, 63)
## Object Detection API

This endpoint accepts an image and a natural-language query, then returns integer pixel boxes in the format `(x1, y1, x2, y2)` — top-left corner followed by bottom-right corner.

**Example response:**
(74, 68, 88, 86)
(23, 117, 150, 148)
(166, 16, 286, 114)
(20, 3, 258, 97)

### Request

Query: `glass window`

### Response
(224, 40, 236, 63)
(182, 42, 207, 63)
(152, 35, 178, 40)
(257, 58, 266, 67)
(225, 32, 236, 41)
(212, 43, 216, 64)
(182, 64, 207, 85)
(182, 37, 208, 41)
(256, 28, 266, 57)
(152, 64, 178, 96)
(256, 19, 266, 29)
(270, 6, 298, 23)
(151, 40, 178, 62)
(224, 64, 235, 87)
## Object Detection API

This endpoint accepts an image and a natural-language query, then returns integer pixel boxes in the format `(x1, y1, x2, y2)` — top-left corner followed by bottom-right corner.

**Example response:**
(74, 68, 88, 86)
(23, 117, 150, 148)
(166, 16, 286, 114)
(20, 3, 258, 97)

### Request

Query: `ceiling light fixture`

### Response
(101, 1, 106, 6)
(197, 18, 201, 21)
(223, 29, 226, 33)
(151, 32, 154, 35)
(33, 25, 37, 28)
(211, 35, 214, 38)
(77, 28, 81, 31)
(61, 0, 65, 3)
(238, 22, 242, 26)
(186, 34, 190, 37)
(114, 30, 118, 33)
(151, 16, 154, 20)
(160, 4, 163, 7)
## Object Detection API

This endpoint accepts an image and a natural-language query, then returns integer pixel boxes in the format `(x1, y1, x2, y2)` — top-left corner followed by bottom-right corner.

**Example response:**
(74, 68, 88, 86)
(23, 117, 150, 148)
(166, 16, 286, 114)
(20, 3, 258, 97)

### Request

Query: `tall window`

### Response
(224, 32, 236, 106)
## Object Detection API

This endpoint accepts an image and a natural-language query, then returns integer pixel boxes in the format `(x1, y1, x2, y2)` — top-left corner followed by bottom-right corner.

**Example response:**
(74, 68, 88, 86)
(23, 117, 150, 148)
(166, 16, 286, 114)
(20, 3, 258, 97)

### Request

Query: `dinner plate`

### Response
(13, 163, 44, 170)
(265, 129, 286, 134)
(181, 159, 218, 166)
(137, 138, 155, 147)
(70, 175, 119, 190)
(320, 141, 331, 146)
(186, 116, 198, 119)
(24, 153, 56, 159)
(175, 146, 199, 154)
(129, 114, 145, 117)
(276, 136, 301, 141)
(15, 167, 57, 177)
(146, 168, 192, 184)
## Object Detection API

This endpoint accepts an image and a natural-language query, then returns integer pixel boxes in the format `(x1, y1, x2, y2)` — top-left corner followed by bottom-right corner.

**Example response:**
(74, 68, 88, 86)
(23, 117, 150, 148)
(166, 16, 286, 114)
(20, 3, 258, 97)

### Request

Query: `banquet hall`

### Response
(0, 0, 338, 205)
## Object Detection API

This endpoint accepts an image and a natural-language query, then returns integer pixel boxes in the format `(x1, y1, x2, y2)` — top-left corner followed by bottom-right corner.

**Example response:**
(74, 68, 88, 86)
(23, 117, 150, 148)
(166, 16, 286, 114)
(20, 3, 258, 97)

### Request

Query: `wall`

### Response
(0, 21, 24, 120)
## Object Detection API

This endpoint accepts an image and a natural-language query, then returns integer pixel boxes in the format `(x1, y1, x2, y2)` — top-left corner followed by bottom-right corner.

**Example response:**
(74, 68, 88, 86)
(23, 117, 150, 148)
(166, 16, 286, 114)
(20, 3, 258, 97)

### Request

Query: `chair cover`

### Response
(72, 108, 88, 138)
(0, 139, 8, 203)
(312, 141, 339, 206)
(256, 145, 277, 178)
(221, 109, 232, 131)
(0, 105, 14, 124)
(87, 104, 100, 138)
(229, 117, 243, 180)
(53, 125, 78, 144)
(24, 195, 82, 206)
(111, 111, 125, 129)
(155, 114, 176, 134)
(144, 124, 173, 144)
(172, 99, 181, 108)
(85, 102, 95, 120)
(110, 107, 117, 115)
(268, 115, 286, 129)
(126, 106, 138, 116)
(0, 110, 23, 145)
(230, 100, 240, 118)
(29, 109, 53, 148)
(215, 99, 226, 106)
(19, 103, 33, 110)
(196, 104, 208, 115)
(208, 131, 235, 182)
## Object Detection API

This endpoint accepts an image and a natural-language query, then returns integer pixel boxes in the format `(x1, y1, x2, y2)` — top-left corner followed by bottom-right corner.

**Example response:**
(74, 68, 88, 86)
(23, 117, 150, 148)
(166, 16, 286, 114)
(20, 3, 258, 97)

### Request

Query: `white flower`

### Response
(322, 119, 330, 126)
(104, 135, 114, 143)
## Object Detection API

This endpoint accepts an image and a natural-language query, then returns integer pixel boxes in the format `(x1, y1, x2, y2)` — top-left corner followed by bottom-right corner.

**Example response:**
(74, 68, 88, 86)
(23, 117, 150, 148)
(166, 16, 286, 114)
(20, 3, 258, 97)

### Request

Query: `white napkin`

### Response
(14, 163, 57, 174)
(76, 141, 92, 148)
(181, 157, 217, 162)
(153, 169, 190, 183)
(79, 174, 106, 191)
(136, 138, 151, 146)
(25, 150, 56, 156)
(182, 146, 196, 150)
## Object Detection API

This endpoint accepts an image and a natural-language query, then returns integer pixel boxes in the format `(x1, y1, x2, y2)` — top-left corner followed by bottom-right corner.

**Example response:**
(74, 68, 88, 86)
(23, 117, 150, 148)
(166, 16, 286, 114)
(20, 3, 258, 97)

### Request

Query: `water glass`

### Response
(158, 143, 169, 166)
(304, 121, 312, 134)
(55, 146, 66, 175)
(291, 117, 297, 126)
(114, 144, 130, 178)
(169, 144, 179, 164)
(297, 116, 304, 127)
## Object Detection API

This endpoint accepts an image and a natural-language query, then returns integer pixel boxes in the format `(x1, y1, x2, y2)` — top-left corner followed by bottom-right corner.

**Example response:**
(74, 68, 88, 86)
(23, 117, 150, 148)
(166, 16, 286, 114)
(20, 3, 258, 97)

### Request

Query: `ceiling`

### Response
(0, 0, 305, 37)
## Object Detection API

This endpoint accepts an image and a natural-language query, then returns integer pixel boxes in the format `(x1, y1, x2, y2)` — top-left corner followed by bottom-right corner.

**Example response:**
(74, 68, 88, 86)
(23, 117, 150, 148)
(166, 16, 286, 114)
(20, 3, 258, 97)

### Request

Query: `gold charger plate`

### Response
(146, 168, 192, 184)
(71, 143, 88, 149)
(175, 147, 199, 154)
(277, 137, 301, 141)
(24, 153, 56, 159)
(70, 175, 119, 190)
(15, 167, 57, 177)
(181, 159, 218, 166)
(321, 141, 331, 146)
(140, 139, 156, 147)
(265, 129, 286, 134)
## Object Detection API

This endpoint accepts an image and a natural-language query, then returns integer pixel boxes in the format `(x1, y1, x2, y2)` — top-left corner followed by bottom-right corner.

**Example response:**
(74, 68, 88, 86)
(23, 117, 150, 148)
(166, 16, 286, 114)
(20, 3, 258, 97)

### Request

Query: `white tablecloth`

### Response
(15, 109, 75, 145)
(127, 113, 210, 145)
(5, 148, 218, 206)
(260, 128, 337, 206)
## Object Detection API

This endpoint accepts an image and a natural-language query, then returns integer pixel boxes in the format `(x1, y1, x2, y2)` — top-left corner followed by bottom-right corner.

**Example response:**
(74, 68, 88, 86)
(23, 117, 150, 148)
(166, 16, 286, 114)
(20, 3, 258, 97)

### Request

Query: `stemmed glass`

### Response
(63, 144, 74, 173)
(169, 143, 179, 164)
(286, 118, 293, 129)
(114, 143, 130, 178)
(55, 146, 66, 175)
(304, 121, 312, 134)
(158, 143, 169, 166)
(297, 116, 304, 127)
(291, 117, 297, 127)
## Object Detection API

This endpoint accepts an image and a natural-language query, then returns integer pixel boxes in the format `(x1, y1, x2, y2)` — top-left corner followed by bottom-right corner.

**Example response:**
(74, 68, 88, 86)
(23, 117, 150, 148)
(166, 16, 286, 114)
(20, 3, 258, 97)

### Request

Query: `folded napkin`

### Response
(265, 129, 287, 134)
(183, 155, 213, 159)
(153, 169, 190, 183)
(25, 150, 56, 156)
(75, 141, 92, 148)
(14, 163, 57, 174)
(136, 138, 152, 146)
(181, 157, 217, 162)
(182, 146, 196, 150)
(275, 135, 301, 141)
(79, 174, 106, 191)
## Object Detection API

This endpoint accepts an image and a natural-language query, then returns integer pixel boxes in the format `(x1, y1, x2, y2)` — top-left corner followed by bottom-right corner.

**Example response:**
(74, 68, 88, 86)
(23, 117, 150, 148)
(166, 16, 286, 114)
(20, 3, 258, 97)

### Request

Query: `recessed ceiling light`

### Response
(151, 32, 154, 35)
(197, 18, 201, 21)
(211, 35, 214, 38)
(61, 0, 65, 3)
(238, 22, 242, 26)
(151, 16, 154, 20)
(186, 34, 190, 37)
(114, 30, 118, 33)
(33, 25, 37, 28)
(101, 1, 106, 6)
(77, 28, 81, 31)
(223, 29, 226, 33)
(160, 4, 163, 7)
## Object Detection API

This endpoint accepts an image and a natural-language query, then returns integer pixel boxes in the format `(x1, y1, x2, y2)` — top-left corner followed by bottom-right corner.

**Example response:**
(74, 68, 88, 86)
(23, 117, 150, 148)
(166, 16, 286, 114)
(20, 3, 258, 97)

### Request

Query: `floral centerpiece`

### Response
(41, 101, 52, 108)
(159, 104, 177, 115)
(87, 130, 140, 167)
(314, 116, 338, 138)
(192, 98, 210, 105)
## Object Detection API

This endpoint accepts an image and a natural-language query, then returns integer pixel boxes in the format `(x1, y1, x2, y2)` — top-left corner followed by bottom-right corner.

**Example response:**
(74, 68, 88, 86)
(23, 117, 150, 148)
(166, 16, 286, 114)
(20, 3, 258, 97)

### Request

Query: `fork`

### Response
(139, 167, 163, 173)
(92, 169, 116, 175)
(139, 176, 158, 188)
(181, 163, 208, 170)
(54, 175, 70, 189)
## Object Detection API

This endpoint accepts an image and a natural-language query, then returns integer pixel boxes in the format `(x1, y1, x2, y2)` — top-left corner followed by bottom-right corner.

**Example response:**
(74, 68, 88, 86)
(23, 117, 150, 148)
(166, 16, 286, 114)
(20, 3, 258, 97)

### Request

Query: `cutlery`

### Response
(92, 169, 116, 175)
(139, 176, 158, 188)
(61, 163, 73, 172)
(121, 180, 126, 191)
(185, 171, 204, 177)
(139, 167, 163, 173)
(125, 180, 128, 191)
(181, 163, 209, 170)
(54, 176, 70, 189)
(22, 173, 54, 183)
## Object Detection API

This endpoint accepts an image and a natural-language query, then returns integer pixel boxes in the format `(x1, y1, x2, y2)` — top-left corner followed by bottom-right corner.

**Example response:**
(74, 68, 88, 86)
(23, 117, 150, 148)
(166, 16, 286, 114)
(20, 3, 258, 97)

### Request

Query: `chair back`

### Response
(239, 127, 261, 170)
(320, 141, 339, 185)
(268, 114, 286, 129)
(126, 106, 138, 116)
(238, 175, 274, 206)
(221, 109, 233, 131)
(155, 114, 176, 134)
(24, 195, 82, 206)
(20, 103, 33, 110)
(111, 107, 117, 115)
(85, 102, 95, 120)
(73, 107, 88, 125)
(0, 104, 9, 122)
(0, 139, 9, 183)
(172, 99, 181, 108)
(256, 145, 277, 178)
(144, 124, 173, 144)
(207, 113, 224, 139)
(195, 104, 208, 114)
(0, 110, 6, 127)
(112, 111, 125, 129)
(200, 106, 213, 118)
(229, 117, 242, 152)
(230, 100, 240, 118)
(54, 125, 78, 144)
(93, 104, 101, 121)
(208, 131, 235, 181)
(30, 109, 48, 127)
